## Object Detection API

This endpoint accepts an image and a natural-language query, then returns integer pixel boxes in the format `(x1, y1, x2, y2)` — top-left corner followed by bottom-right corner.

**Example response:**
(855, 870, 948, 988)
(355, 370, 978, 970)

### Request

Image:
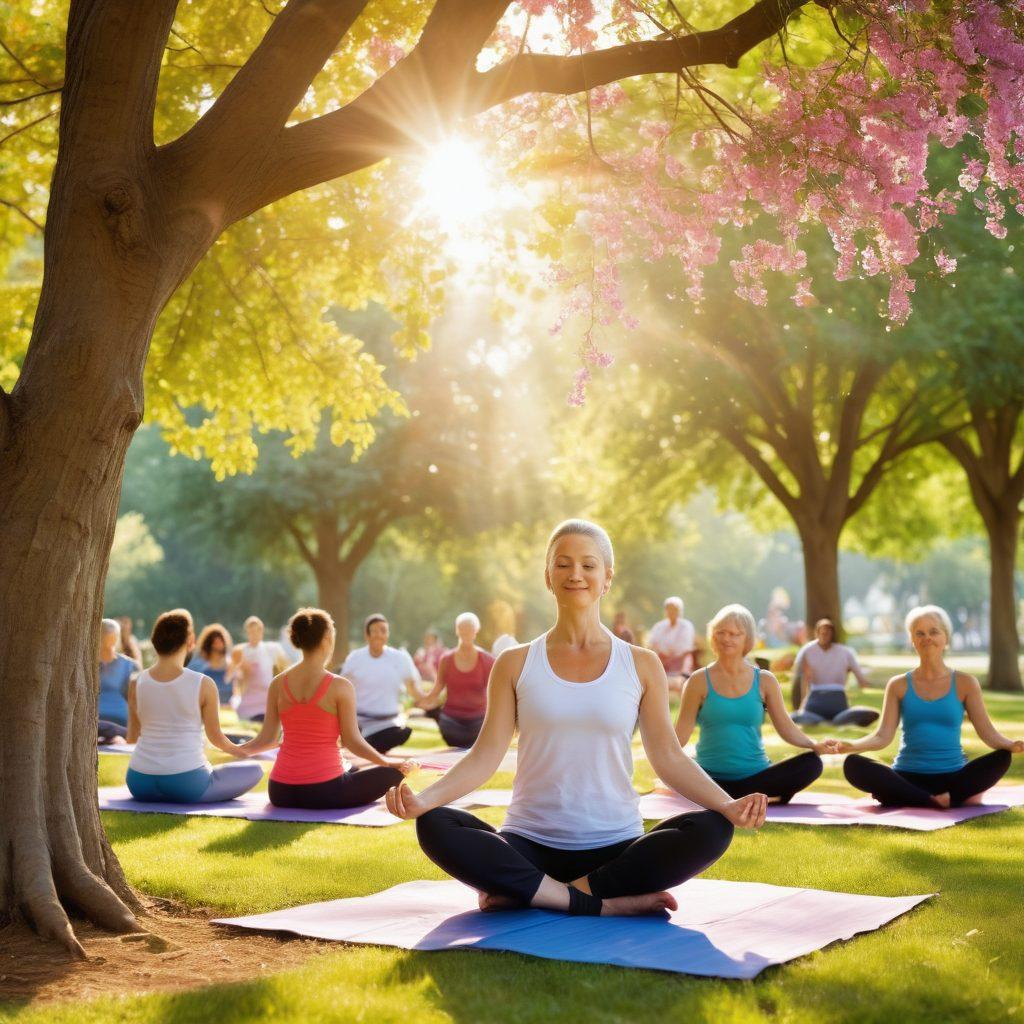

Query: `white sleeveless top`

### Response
(128, 668, 210, 775)
(236, 641, 279, 718)
(501, 630, 644, 850)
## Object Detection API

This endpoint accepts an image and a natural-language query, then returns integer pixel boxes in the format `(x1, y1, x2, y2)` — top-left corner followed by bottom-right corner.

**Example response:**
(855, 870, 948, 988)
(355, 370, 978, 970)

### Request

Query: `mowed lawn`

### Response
(5, 663, 1023, 1023)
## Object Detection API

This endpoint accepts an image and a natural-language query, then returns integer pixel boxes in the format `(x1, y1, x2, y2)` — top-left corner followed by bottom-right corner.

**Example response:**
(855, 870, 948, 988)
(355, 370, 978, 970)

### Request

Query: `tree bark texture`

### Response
(796, 520, 844, 634)
(982, 504, 1022, 692)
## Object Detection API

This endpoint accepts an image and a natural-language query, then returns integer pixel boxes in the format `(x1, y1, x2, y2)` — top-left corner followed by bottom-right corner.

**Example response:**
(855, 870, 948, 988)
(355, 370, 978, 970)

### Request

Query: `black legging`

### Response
(844, 750, 1011, 808)
(364, 725, 413, 753)
(416, 806, 734, 907)
(438, 712, 484, 749)
(711, 751, 823, 803)
(268, 766, 404, 809)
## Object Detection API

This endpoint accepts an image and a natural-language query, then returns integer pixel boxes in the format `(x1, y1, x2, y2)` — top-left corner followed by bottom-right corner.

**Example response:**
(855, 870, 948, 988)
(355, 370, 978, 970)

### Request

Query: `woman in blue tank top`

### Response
(839, 605, 1021, 807)
(676, 605, 835, 803)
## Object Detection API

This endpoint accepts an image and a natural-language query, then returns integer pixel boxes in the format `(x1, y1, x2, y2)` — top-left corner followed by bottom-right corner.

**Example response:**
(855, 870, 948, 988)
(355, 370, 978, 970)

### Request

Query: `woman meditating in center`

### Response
(386, 520, 767, 918)
(675, 604, 836, 803)
(237, 608, 416, 809)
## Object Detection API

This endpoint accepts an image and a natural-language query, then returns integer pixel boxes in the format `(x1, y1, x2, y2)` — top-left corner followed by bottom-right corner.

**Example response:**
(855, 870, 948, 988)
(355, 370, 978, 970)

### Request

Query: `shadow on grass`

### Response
(101, 810, 190, 843)
(202, 822, 318, 855)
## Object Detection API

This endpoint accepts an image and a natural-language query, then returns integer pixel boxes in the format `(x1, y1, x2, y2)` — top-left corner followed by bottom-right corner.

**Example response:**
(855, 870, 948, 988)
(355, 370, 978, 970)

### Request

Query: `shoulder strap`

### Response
(281, 674, 298, 704)
(313, 673, 333, 702)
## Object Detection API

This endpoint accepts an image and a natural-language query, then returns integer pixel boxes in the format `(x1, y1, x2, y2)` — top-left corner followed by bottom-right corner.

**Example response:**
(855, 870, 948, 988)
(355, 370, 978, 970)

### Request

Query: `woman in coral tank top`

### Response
(238, 609, 416, 808)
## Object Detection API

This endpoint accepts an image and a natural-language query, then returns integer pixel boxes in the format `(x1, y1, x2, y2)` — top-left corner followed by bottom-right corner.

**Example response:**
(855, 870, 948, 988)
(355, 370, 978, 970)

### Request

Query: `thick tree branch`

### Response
(61, 0, 178, 156)
(341, 505, 398, 573)
(285, 521, 317, 569)
(721, 425, 799, 515)
(470, 0, 810, 109)
(179, 0, 371, 168)
(250, 0, 809, 215)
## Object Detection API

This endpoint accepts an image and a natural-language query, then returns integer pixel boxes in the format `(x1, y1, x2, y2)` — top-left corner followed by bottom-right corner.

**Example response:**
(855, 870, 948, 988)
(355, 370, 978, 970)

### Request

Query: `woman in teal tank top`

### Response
(676, 605, 837, 802)
(839, 605, 1021, 808)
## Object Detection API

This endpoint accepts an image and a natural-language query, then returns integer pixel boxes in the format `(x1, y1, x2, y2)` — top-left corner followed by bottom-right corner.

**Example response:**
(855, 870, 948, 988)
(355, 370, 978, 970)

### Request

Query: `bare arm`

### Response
(419, 659, 446, 709)
(386, 647, 522, 817)
(674, 670, 706, 746)
(847, 649, 871, 689)
(637, 649, 765, 827)
(762, 673, 833, 752)
(200, 676, 256, 756)
(962, 675, 1024, 752)
(837, 676, 904, 752)
(126, 678, 141, 744)
(232, 677, 285, 755)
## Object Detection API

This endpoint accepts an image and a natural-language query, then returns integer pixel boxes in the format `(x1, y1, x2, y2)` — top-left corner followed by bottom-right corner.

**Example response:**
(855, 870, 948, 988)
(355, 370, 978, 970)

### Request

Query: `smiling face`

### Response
(711, 620, 747, 658)
(455, 619, 478, 644)
(910, 614, 948, 657)
(815, 621, 835, 648)
(367, 620, 389, 655)
(545, 533, 611, 610)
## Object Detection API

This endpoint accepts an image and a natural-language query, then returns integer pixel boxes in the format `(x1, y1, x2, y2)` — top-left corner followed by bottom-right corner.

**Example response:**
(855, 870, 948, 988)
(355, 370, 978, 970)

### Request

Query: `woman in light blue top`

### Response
(840, 605, 1022, 807)
(677, 604, 836, 802)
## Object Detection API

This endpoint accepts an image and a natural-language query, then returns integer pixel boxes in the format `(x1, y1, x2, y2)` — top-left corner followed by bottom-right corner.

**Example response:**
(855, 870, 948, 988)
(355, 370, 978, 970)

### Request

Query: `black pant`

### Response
(98, 720, 127, 743)
(438, 712, 484, 749)
(364, 725, 413, 753)
(712, 751, 823, 803)
(416, 806, 734, 904)
(791, 689, 878, 726)
(843, 750, 1011, 808)
(268, 766, 404, 809)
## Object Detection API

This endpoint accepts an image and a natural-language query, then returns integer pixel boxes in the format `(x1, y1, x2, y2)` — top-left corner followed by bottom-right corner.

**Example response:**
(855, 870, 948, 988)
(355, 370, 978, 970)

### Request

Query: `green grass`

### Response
(9, 683, 1024, 1023)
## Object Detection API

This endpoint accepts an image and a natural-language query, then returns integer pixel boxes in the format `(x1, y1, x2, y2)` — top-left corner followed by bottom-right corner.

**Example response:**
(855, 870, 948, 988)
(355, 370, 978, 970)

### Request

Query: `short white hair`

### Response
(664, 596, 684, 613)
(100, 618, 120, 636)
(546, 519, 614, 569)
(905, 605, 953, 642)
(707, 604, 757, 656)
(455, 611, 480, 631)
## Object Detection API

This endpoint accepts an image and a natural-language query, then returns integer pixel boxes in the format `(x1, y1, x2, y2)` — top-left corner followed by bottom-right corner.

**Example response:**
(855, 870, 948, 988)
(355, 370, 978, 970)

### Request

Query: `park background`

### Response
(2, 1, 1024, 1021)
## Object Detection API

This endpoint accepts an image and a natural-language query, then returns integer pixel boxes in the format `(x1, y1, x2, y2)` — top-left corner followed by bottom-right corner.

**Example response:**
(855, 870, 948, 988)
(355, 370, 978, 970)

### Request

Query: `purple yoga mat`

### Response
(639, 785, 1024, 831)
(97, 786, 514, 827)
(214, 878, 932, 979)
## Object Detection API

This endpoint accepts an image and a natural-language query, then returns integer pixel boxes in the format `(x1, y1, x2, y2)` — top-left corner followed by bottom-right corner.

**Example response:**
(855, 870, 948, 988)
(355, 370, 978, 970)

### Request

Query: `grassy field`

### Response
(4, 664, 1023, 1023)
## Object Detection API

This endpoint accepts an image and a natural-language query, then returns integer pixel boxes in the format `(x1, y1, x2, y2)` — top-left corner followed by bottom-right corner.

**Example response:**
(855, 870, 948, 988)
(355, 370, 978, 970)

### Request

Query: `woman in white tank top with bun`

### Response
(126, 609, 264, 803)
(387, 520, 767, 918)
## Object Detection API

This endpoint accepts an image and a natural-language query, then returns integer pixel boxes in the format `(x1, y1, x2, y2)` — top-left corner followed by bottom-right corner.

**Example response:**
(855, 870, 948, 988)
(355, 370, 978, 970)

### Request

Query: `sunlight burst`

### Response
(417, 137, 497, 229)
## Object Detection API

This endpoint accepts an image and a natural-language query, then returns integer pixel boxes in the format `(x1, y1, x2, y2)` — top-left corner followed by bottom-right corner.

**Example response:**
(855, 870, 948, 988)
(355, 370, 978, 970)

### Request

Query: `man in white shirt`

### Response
(647, 597, 696, 686)
(341, 613, 428, 752)
(791, 618, 877, 726)
(232, 616, 288, 721)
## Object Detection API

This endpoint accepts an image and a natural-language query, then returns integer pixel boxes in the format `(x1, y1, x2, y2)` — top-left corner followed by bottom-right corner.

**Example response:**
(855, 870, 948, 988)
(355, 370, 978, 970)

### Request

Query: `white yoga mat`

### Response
(639, 785, 1024, 831)
(214, 878, 932, 979)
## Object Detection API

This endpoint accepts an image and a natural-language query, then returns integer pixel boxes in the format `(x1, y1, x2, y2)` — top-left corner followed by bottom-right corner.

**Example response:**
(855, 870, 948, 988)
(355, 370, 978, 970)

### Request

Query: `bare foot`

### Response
(601, 891, 678, 917)
(932, 792, 951, 809)
(478, 892, 520, 912)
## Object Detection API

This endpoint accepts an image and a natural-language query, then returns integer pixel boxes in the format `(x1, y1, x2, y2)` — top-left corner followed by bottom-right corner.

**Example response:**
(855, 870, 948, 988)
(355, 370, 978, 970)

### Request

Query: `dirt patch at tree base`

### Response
(0, 896, 329, 1007)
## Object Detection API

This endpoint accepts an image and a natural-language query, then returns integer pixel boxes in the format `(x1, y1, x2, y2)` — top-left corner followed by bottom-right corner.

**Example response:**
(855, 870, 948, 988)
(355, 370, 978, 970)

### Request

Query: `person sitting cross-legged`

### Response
(236, 608, 417, 809)
(387, 519, 765, 920)
(676, 604, 836, 804)
(839, 605, 1022, 808)
(126, 610, 263, 804)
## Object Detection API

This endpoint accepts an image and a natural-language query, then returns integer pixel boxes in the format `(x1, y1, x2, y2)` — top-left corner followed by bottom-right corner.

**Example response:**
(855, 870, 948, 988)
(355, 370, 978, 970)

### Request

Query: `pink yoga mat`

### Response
(214, 878, 932, 979)
(97, 786, 514, 827)
(385, 747, 518, 774)
(639, 786, 1024, 831)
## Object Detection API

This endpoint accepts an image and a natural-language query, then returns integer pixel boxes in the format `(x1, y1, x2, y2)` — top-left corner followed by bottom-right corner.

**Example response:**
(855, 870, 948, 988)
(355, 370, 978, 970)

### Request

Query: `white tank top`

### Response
(501, 630, 643, 850)
(128, 668, 210, 775)
(236, 642, 276, 718)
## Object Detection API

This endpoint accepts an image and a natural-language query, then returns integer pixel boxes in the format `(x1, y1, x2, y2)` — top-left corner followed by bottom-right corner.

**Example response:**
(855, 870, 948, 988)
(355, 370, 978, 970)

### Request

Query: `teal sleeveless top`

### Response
(893, 671, 967, 774)
(695, 666, 772, 780)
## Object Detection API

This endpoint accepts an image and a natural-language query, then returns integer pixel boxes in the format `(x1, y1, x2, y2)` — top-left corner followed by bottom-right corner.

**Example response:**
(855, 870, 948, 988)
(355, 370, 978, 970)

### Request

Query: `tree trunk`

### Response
(983, 503, 1023, 692)
(314, 566, 353, 663)
(0, 23, 210, 944)
(796, 521, 844, 634)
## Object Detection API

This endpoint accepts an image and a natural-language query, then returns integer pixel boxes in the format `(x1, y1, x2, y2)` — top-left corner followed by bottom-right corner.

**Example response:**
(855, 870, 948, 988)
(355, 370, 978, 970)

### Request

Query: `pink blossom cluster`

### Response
(522, 1, 1024, 338)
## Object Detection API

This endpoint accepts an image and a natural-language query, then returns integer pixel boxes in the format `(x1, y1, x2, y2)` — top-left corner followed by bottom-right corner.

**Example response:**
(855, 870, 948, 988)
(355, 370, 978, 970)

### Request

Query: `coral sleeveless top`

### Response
(270, 673, 344, 785)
